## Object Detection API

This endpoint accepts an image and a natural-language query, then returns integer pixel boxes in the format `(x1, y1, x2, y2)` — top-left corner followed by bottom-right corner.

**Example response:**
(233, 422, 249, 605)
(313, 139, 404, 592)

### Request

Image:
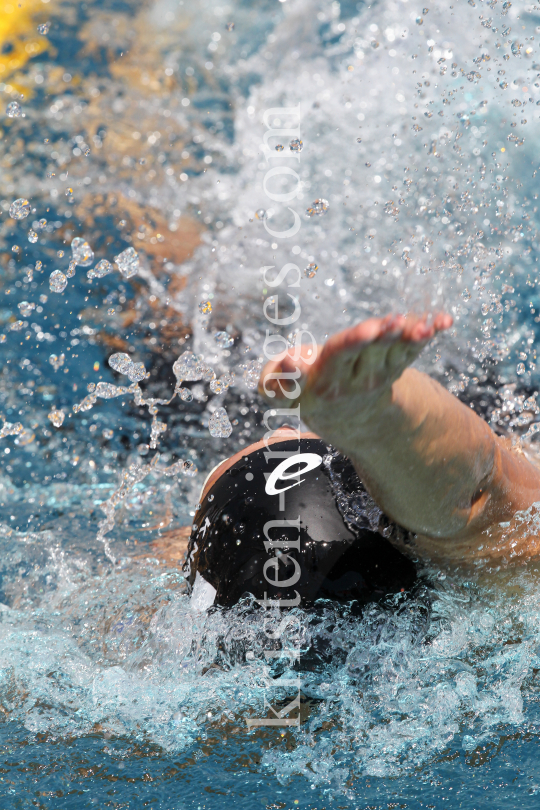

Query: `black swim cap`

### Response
(185, 438, 416, 610)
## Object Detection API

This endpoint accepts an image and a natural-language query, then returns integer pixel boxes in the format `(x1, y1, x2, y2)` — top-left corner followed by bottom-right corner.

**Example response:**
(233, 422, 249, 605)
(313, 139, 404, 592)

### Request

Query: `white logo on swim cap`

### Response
(265, 453, 323, 496)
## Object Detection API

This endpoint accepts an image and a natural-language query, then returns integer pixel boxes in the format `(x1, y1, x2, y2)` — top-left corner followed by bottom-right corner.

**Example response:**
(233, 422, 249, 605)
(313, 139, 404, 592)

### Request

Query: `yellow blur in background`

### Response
(0, 0, 52, 95)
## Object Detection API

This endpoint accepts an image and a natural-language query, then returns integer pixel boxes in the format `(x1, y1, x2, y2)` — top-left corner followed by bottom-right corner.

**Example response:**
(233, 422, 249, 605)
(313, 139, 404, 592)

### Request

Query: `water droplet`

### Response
(220, 371, 234, 388)
(107, 308, 115, 315)
(71, 237, 94, 267)
(108, 353, 132, 375)
(48, 408, 65, 428)
(83, 147, 91, 157)
(179, 387, 193, 402)
(138, 443, 149, 455)
(9, 198, 30, 220)
(49, 353, 65, 371)
(208, 494, 215, 502)
(102, 428, 114, 440)
(210, 379, 224, 394)
(423, 6, 429, 12)
(304, 262, 318, 278)
(35, 260, 42, 271)
(27, 230, 38, 243)
(199, 299, 212, 315)
(47, 171, 55, 179)
(214, 330, 234, 349)
(306, 198, 329, 217)
(18, 301, 35, 317)
(173, 351, 203, 381)
(6, 101, 21, 118)
(461, 288, 471, 301)
(49, 270, 67, 293)
(15, 429, 35, 446)
(0, 421, 23, 438)
(289, 138, 303, 152)
(37, 21, 50, 34)
(108, 352, 147, 382)
(0, 335, 6, 344)
(356, 137, 362, 143)
(517, 362, 526, 375)
(95, 382, 129, 399)
(182, 459, 198, 476)
(242, 360, 262, 389)
(9, 320, 24, 331)
(275, 144, 284, 151)
(416, 16, 423, 24)
(73, 393, 97, 414)
(114, 246, 139, 278)
(38, 218, 47, 229)
(209, 406, 233, 438)
(129, 362, 146, 383)
(255, 208, 267, 221)
(225, 21, 235, 31)
(88, 259, 113, 279)
(371, 40, 380, 48)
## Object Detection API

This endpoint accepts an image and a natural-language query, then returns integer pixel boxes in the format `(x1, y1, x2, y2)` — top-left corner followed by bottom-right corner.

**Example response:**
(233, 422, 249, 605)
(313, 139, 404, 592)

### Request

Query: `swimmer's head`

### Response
(185, 435, 417, 611)
(198, 426, 319, 503)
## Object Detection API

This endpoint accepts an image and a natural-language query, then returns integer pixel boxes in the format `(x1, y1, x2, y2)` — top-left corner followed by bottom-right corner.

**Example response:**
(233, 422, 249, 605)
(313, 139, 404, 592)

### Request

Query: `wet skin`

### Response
(259, 314, 540, 566)
(157, 314, 540, 569)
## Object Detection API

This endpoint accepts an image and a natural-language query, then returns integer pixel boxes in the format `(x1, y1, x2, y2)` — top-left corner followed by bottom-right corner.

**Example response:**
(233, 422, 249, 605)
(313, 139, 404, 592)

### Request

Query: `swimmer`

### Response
(166, 314, 540, 610)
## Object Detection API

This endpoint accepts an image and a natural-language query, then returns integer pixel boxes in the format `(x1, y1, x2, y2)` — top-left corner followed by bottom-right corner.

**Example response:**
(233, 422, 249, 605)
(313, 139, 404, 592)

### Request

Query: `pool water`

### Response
(2, 0, 540, 806)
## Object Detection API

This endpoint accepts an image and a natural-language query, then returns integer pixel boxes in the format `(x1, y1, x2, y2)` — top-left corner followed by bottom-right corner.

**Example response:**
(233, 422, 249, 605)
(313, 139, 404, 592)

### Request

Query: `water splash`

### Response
(2, 0, 540, 801)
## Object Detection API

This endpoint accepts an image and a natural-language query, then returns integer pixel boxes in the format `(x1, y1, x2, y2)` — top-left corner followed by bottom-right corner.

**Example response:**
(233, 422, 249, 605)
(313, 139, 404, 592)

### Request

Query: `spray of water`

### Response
(2, 0, 540, 801)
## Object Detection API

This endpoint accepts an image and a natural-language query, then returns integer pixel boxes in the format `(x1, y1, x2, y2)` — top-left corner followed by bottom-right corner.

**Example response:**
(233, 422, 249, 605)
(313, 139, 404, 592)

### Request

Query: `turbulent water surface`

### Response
(2, 0, 540, 806)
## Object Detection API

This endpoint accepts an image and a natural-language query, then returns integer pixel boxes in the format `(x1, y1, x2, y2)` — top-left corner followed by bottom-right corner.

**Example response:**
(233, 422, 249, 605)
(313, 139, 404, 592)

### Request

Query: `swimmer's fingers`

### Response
(380, 312, 452, 344)
(306, 313, 452, 397)
(314, 312, 442, 365)
(258, 314, 453, 402)
(383, 313, 452, 378)
(433, 312, 454, 332)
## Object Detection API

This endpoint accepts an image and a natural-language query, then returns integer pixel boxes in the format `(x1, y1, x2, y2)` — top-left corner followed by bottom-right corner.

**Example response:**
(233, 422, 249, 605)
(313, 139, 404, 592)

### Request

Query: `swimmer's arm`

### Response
(260, 314, 540, 546)
(326, 368, 540, 542)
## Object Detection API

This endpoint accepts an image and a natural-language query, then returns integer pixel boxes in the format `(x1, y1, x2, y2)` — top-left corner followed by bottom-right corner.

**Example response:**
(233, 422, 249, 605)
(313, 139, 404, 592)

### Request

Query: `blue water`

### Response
(2, 0, 540, 805)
